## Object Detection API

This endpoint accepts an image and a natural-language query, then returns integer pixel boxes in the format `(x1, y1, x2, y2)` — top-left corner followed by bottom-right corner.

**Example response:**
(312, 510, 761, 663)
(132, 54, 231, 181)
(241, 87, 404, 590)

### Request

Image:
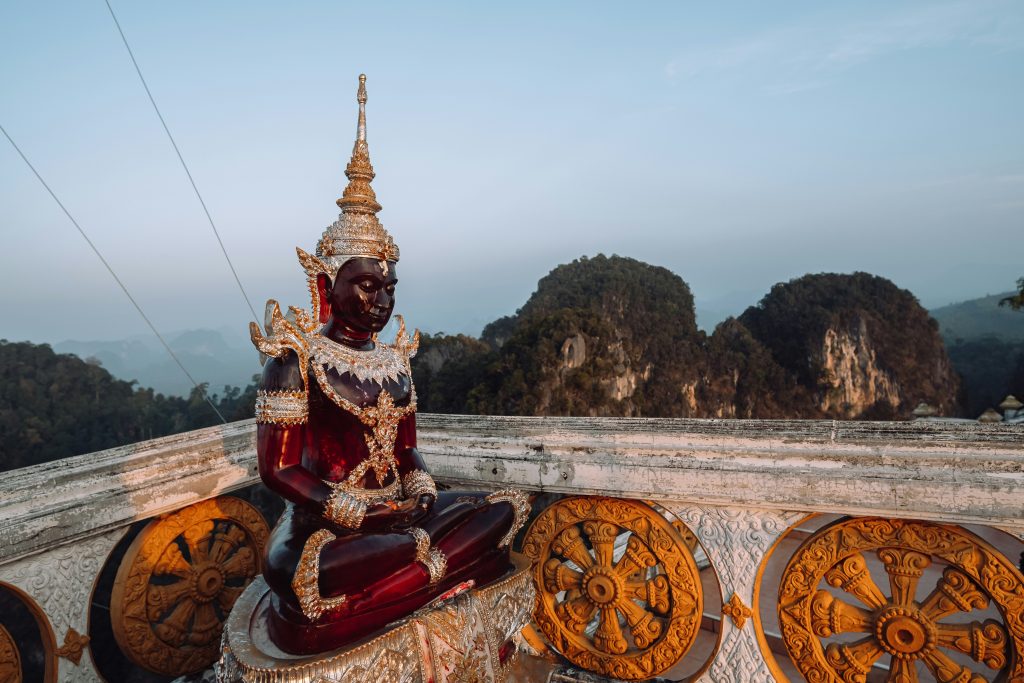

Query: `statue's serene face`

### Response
(325, 257, 398, 335)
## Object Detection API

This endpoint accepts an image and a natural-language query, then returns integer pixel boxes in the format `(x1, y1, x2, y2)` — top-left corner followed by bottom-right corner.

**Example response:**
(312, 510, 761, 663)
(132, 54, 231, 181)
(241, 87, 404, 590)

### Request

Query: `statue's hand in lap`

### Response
(363, 495, 432, 531)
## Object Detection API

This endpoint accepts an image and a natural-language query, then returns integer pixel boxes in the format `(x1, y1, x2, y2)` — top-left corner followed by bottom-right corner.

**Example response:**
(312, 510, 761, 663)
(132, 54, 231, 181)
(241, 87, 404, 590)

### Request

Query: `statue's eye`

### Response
(385, 284, 396, 295)
(358, 280, 376, 292)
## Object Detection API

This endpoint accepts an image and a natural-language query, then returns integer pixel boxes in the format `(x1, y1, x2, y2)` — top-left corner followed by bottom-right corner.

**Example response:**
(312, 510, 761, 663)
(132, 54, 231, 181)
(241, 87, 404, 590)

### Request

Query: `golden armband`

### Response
(255, 389, 308, 426)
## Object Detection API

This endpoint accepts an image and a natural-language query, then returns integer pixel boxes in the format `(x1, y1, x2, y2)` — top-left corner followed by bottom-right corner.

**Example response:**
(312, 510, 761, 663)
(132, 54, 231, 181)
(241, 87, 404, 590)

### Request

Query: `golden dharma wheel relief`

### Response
(0, 624, 21, 683)
(522, 496, 703, 681)
(111, 496, 269, 676)
(777, 517, 1024, 682)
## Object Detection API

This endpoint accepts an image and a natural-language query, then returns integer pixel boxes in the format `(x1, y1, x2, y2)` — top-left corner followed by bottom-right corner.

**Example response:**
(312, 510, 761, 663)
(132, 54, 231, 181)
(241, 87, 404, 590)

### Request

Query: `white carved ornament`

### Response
(668, 504, 804, 683)
(0, 529, 126, 683)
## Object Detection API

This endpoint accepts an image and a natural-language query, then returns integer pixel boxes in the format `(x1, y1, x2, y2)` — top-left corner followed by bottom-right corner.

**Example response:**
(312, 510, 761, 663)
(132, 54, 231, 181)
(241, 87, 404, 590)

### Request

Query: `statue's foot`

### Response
(268, 547, 511, 654)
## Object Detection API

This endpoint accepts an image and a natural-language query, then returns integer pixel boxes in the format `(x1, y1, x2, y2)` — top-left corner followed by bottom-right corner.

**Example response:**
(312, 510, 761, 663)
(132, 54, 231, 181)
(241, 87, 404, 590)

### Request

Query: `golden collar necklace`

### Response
(309, 333, 409, 387)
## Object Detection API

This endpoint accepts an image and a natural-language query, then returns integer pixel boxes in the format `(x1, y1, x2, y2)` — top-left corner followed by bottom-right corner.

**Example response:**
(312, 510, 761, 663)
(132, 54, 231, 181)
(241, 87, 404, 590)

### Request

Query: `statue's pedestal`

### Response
(217, 553, 534, 683)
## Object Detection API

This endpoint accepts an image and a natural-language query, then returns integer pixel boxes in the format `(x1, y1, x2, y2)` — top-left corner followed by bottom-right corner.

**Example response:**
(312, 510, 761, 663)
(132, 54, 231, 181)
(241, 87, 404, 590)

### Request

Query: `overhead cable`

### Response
(103, 0, 261, 324)
(0, 123, 228, 424)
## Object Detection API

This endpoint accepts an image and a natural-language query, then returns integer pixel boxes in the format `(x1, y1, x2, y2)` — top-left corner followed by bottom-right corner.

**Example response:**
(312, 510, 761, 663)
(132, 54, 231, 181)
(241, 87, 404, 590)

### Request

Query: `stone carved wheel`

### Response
(111, 497, 269, 676)
(522, 497, 703, 681)
(0, 624, 21, 683)
(778, 517, 1024, 682)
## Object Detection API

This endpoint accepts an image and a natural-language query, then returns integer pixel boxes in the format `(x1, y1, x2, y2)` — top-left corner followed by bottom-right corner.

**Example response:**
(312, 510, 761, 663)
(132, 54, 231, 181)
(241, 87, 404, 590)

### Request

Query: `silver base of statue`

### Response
(216, 553, 534, 683)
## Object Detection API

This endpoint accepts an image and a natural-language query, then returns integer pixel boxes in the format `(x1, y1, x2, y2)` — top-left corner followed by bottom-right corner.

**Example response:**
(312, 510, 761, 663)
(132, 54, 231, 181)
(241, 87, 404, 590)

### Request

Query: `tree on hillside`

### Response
(1000, 277, 1024, 311)
(0, 340, 256, 471)
(738, 272, 961, 418)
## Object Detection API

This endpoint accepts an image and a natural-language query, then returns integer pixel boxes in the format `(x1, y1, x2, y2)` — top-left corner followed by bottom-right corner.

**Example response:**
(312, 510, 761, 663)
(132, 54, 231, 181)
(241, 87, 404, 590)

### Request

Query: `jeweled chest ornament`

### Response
(310, 331, 409, 387)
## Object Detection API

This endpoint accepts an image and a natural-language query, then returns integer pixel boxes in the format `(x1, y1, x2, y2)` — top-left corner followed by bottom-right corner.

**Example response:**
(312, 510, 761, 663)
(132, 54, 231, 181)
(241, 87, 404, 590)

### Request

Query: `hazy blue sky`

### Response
(2, 1, 1022, 348)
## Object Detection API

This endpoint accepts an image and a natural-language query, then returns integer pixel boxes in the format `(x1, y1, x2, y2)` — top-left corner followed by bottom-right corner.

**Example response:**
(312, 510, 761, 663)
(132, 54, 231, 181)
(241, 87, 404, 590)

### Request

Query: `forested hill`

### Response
(0, 340, 256, 471)
(5, 257, 1013, 470)
(735, 273, 961, 418)
(931, 292, 1024, 343)
(413, 256, 966, 420)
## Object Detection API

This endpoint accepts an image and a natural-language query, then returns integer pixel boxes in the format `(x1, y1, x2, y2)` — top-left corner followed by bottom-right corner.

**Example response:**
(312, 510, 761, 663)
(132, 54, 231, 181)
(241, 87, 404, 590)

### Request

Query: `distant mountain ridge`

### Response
(930, 292, 1024, 343)
(55, 329, 255, 396)
(0, 340, 255, 470)
(48, 271, 1022, 416)
(928, 292, 1024, 415)
(413, 256, 963, 420)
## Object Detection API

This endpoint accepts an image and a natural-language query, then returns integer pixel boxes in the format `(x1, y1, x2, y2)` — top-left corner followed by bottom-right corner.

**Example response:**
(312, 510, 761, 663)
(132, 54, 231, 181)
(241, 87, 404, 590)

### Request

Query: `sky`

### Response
(2, 0, 1022, 349)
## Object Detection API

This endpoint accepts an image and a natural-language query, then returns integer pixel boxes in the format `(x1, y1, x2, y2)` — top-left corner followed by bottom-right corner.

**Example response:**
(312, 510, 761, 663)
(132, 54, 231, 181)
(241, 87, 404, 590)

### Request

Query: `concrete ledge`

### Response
(2, 415, 1021, 563)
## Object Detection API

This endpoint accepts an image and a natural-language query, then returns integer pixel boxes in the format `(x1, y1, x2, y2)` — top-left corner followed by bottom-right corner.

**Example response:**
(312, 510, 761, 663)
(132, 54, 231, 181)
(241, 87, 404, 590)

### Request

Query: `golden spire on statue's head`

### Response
(337, 73, 382, 215)
(307, 74, 399, 285)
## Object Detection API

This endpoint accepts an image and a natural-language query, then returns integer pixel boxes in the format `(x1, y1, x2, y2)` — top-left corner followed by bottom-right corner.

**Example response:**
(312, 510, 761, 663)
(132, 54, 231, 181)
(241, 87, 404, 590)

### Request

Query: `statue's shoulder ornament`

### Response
(251, 300, 317, 426)
(249, 275, 420, 429)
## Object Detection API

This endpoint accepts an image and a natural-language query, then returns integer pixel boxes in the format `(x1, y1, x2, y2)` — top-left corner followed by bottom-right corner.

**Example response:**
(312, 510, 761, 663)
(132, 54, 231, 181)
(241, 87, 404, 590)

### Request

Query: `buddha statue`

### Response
(249, 75, 529, 655)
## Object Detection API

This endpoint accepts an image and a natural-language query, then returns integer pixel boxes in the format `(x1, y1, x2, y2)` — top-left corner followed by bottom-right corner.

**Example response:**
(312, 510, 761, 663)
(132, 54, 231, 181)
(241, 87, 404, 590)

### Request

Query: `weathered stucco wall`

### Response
(0, 416, 1021, 682)
(2, 415, 1021, 564)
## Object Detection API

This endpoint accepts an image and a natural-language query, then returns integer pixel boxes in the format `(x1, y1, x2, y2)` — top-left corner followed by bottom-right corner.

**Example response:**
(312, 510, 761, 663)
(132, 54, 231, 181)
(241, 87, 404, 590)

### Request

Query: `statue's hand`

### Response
(416, 493, 435, 515)
(371, 497, 428, 529)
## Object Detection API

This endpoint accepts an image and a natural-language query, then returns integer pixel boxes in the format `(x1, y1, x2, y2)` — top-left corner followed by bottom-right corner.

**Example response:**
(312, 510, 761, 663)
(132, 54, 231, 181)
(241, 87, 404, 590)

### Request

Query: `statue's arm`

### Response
(396, 414, 436, 511)
(256, 352, 333, 516)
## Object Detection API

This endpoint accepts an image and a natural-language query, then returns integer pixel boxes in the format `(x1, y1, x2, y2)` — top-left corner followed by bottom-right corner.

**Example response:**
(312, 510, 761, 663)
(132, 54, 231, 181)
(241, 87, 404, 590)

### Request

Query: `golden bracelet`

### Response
(324, 489, 367, 529)
(402, 469, 437, 500)
(424, 548, 447, 585)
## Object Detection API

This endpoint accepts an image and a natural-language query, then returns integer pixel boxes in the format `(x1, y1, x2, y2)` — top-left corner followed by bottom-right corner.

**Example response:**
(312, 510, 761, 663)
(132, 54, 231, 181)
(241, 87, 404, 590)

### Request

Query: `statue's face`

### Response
(326, 257, 398, 334)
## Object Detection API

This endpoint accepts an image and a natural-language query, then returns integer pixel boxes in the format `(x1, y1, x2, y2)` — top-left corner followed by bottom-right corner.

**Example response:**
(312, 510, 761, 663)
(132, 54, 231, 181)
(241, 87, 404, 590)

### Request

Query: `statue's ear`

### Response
(316, 273, 332, 323)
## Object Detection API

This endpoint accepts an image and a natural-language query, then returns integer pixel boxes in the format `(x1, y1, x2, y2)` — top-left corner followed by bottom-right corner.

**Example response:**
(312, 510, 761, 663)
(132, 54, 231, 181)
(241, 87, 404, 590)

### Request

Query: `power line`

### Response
(103, 0, 261, 325)
(1, 123, 228, 425)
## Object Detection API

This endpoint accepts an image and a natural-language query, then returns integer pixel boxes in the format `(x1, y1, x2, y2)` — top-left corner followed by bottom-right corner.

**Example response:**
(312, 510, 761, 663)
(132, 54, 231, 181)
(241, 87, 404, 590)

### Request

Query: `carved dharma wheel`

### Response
(778, 517, 1024, 682)
(522, 497, 703, 681)
(0, 624, 21, 683)
(111, 497, 269, 676)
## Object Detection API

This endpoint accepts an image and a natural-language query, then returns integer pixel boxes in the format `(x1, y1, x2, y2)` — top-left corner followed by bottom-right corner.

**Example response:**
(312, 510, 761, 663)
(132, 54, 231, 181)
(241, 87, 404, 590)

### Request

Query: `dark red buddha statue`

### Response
(249, 75, 529, 655)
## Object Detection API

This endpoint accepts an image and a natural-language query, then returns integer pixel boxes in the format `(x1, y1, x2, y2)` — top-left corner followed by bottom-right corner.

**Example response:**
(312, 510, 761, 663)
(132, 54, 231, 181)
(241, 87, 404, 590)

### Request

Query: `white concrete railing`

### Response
(0, 416, 1021, 682)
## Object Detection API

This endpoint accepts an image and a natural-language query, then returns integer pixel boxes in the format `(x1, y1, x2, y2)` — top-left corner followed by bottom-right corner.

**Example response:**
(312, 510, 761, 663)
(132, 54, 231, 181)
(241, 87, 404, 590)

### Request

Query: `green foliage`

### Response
(417, 255, 707, 417)
(739, 273, 960, 417)
(1000, 277, 1024, 312)
(946, 336, 1024, 416)
(0, 340, 257, 471)
(703, 318, 811, 418)
(413, 261, 964, 420)
(932, 290, 1024, 343)
(412, 333, 494, 413)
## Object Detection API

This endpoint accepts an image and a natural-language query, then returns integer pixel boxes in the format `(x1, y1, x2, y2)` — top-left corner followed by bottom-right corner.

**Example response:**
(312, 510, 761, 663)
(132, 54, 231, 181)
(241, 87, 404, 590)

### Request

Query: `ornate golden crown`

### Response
(298, 74, 399, 286)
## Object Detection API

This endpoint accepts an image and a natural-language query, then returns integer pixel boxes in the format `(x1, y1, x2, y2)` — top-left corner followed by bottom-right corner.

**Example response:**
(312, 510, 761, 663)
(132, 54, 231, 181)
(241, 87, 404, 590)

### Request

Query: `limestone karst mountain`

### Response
(737, 273, 961, 419)
(421, 255, 706, 417)
(413, 257, 964, 419)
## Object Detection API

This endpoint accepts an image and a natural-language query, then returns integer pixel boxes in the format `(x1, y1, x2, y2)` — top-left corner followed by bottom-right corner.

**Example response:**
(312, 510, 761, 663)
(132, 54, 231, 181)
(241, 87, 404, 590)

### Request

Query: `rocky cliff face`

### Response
(445, 255, 705, 417)
(817, 318, 900, 417)
(412, 261, 963, 419)
(738, 272, 961, 419)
